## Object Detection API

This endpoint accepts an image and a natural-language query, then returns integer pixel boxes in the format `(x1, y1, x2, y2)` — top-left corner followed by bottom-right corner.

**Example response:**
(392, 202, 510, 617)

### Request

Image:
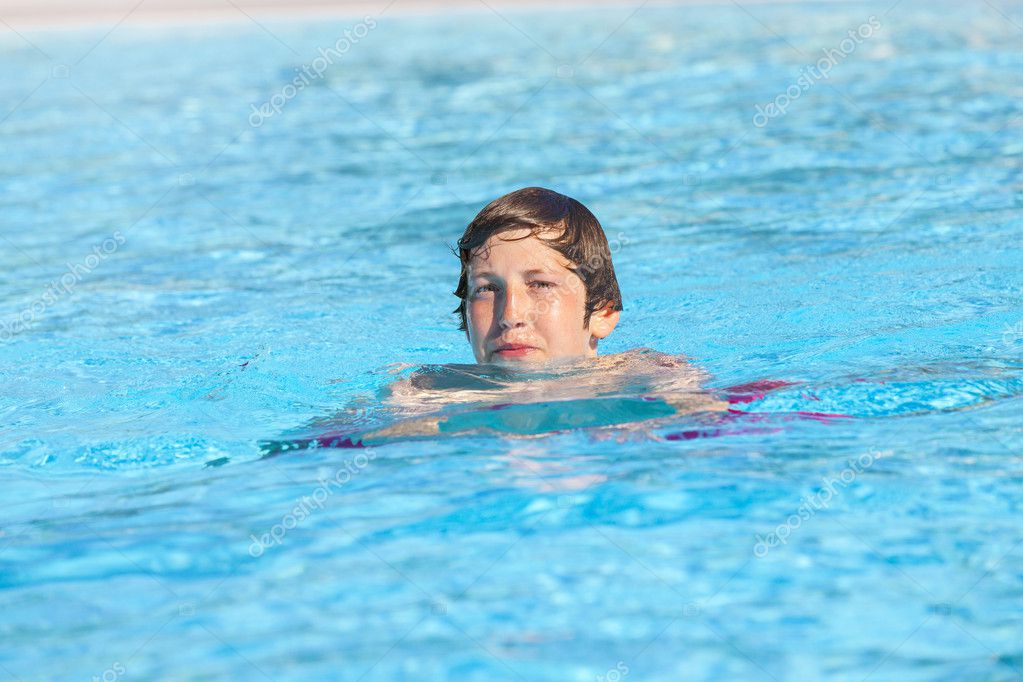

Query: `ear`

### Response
(588, 305, 620, 340)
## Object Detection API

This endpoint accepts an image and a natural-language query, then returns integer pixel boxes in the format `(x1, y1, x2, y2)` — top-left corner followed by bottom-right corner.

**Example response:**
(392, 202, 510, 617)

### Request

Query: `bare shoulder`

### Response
(382, 369, 453, 416)
(382, 366, 507, 414)
(612, 347, 706, 375)
(618, 348, 714, 396)
(618, 349, 727, 412)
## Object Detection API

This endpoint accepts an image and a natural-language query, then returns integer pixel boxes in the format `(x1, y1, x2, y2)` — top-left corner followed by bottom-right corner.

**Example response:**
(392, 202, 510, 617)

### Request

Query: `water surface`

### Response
(1, 1, 1022, 679)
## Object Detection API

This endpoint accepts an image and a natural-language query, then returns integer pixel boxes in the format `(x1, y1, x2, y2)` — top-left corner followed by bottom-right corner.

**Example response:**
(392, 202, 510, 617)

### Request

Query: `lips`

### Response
(491, 343, 539, 359)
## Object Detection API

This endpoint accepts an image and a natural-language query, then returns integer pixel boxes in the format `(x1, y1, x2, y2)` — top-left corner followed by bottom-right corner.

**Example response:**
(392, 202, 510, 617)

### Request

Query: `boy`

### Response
(368, 187, 725, 440)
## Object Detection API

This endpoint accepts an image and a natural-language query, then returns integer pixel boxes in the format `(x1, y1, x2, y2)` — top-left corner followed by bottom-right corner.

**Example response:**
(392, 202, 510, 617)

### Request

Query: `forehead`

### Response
(468, 228, 572, 273)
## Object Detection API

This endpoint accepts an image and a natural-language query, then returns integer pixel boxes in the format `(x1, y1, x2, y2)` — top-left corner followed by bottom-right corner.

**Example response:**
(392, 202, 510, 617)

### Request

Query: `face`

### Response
(465, 229, 619, 365)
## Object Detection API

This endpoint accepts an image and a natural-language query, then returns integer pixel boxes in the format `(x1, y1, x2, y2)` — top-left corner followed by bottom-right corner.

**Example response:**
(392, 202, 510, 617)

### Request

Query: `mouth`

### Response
(490, 343, 540, 359)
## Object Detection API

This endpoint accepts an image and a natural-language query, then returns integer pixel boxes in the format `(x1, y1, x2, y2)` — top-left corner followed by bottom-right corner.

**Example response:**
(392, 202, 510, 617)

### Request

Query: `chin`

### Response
(488, 348, 545, 363)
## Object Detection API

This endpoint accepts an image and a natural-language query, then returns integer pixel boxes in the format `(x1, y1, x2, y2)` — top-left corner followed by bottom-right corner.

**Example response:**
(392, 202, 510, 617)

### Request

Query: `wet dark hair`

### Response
(453, 187, 623, 332)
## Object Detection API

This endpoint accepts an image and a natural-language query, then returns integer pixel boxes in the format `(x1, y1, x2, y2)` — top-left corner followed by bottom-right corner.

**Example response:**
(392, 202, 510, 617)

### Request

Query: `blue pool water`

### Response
(2, 0, 1023, 679)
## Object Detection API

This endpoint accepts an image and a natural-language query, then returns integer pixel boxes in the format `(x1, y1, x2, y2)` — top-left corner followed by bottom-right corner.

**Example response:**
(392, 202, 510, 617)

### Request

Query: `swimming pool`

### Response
(2, 0, 1022, 678)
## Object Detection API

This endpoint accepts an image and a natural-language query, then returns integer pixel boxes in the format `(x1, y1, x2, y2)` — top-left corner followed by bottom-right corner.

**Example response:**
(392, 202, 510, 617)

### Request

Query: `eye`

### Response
(472, 283, 496, 297)
(529, 281, 555, 289)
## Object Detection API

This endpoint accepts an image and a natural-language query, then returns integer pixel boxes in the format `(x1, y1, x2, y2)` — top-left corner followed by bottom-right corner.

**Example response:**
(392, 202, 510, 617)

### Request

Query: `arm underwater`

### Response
(260, 390, 731, 456)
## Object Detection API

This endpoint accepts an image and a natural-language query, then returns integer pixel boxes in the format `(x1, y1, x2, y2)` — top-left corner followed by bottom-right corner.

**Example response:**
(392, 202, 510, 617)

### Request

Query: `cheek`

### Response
(536, 290, 585, 336)
(467, 299, 493, 335)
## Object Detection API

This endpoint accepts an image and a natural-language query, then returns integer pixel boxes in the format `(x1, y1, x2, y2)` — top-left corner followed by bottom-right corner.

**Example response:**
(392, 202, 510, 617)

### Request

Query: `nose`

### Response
(498, 285, 528, 331)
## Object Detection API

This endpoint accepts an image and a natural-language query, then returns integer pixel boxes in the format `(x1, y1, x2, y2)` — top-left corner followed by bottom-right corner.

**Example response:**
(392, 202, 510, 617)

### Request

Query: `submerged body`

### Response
(260, 349, 729, 454)
(365, 348, 728, 442)
(386, 348, 717, 411)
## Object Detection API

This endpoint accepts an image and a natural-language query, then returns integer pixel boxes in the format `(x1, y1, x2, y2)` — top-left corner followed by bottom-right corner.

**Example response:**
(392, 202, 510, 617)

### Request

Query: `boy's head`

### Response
(453, 187, 623, 364)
